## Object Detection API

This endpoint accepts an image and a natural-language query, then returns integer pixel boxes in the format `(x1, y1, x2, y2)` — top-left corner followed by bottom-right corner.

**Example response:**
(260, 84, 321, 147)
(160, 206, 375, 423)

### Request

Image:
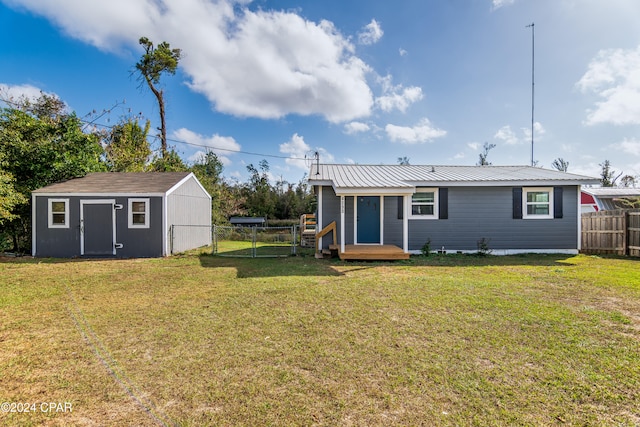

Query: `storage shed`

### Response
(32, 172, 211, 257)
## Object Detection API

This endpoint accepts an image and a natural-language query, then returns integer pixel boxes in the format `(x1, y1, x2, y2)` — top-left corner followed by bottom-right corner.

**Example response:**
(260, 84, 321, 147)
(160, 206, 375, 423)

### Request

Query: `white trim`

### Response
(31, 194, 36, 256)
(523, 187, 553, 219)
(340, 195, 345, 254)
(80, 199, 116, 256)
(403, 195, 409, 253)
(354, 195, 382, 245)
(34, 192, 166, 197)
(48, 198, 70, 228)
(577, 186, 582, 251)
(163, 194, 168, 256)
(380, 196, 384, 245)
(335, 187, 414, 196)
(165, 172, 212, 201)
(352, 196, 357, 244)
(128, 198, 150, 228)
(409, 188, 439, 220)
(317, 186, 323, 250)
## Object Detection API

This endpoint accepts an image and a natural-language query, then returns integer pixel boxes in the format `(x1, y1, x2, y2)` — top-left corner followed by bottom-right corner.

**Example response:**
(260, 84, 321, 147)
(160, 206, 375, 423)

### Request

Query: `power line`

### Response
(0, 97, 312, 162)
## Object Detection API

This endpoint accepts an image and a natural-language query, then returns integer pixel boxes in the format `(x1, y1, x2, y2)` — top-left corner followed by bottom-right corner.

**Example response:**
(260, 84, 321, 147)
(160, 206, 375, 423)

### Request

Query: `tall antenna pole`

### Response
(526, 22, 535, 166)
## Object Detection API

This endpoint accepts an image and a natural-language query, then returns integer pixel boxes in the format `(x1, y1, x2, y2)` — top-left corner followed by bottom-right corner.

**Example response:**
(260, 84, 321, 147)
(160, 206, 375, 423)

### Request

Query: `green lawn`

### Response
(1, 253, 639, 426)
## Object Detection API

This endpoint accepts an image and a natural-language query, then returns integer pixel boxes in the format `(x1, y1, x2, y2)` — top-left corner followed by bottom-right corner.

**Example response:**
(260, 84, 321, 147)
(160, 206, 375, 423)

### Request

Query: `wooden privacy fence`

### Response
(581, 209, 640, 257)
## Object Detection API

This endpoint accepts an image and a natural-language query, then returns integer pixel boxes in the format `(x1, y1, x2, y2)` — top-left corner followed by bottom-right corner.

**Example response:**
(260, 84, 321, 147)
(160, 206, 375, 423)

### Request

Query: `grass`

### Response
(0, 253, 639, 426)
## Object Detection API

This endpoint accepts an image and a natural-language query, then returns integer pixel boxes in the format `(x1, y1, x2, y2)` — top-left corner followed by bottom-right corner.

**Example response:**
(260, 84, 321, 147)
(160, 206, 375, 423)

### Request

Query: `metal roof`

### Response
(32, 172, 192, 194)
(308, 164, 599, 194)
(582, 187, 640, 198)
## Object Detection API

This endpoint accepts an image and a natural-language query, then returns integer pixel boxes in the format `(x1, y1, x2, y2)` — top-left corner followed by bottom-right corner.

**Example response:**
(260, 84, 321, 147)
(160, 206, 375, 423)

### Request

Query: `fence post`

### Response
(212, 225, 217, 255)
(252, 226, 257, 258)
(170, 224, 174, 255)
(292, 225, 297, 255)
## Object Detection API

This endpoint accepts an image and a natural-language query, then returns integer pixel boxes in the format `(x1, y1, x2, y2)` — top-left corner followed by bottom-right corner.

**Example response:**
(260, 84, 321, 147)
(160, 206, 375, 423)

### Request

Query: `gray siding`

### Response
(34, 196, 163, 258)
(319, 186, 580, 252)
(166, 175, 212, 253)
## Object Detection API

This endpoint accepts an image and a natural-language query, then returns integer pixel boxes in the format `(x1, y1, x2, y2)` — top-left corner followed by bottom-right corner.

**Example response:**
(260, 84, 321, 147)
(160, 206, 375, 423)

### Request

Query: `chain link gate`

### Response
(213, 225, 298, 257)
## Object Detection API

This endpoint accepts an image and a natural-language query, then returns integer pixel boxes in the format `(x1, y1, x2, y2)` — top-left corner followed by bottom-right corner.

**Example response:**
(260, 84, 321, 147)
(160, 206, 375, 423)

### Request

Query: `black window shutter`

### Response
(439, 188, 448, 219)
(513, 187, 523, 219)
(397, 196, 403, 220)
(553, 187, 563, 218)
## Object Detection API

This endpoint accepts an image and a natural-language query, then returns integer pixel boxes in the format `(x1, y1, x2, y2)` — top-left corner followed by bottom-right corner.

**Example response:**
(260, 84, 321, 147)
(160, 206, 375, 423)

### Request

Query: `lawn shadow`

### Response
(198, 254, 346, 278)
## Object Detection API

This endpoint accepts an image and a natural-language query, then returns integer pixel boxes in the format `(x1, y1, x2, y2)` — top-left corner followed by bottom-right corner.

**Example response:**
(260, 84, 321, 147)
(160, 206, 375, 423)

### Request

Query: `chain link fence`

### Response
(212, 225, 299, 257)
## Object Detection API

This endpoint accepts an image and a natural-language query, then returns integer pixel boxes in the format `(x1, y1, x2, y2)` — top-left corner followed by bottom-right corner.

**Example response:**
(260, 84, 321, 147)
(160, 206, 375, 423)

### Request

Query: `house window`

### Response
(410, 188, 438, 219)
(523, 187, 553, 219)
(128, 198, 150, 228)
(48, 199, 69, 228)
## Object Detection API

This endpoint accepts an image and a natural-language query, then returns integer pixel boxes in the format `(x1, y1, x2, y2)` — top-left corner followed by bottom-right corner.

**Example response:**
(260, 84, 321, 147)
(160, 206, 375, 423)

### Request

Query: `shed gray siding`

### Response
(34, 196, 163, 258)
(318, 185, 579, 252)
(166, 175, 212, 253)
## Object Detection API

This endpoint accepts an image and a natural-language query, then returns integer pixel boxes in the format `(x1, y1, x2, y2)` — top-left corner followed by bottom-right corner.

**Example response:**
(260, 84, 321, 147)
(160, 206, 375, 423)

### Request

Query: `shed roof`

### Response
(308, 164, 599, 194)
(32, 172, 192, 194)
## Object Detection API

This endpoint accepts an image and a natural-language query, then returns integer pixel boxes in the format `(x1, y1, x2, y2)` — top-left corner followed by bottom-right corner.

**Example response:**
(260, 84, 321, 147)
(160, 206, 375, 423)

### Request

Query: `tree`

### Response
(149, 148, 188, 172)
(551, 158, 569, 172)
(243, 160, 276, 218)
(135, 37, 181, 158)
(477, 142, 496, 166)
(599, 160, 623, 187)
(619, 175, 637, 188)
(104, 117, 151, 171)
(0, 162, 26, 226)
(397, 156, 410, 165)
(0, 94, 104, 251)
(190, 151, 227, 224)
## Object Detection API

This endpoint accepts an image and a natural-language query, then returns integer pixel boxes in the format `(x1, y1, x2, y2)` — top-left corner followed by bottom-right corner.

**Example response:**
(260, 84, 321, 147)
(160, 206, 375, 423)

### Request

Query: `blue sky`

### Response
(1, 0, 639, 185)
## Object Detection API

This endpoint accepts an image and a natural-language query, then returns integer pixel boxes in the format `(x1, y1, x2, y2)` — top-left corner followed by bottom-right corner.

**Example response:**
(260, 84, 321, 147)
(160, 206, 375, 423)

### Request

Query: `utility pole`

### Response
(526, 22, 535, 166)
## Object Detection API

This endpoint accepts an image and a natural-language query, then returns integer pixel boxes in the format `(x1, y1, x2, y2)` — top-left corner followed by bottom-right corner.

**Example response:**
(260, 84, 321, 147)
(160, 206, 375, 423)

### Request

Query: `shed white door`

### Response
(80, 200, 116, 256)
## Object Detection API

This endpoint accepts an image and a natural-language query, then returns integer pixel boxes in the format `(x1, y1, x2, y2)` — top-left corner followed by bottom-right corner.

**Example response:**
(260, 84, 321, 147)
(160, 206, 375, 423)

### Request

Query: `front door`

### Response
(81, 200, 116, 256)
(357, 196, 380, 243)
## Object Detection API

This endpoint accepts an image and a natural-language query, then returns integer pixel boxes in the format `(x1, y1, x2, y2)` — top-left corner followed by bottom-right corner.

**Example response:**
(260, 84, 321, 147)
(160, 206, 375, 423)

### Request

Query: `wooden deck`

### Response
(329, 244, 409, 261)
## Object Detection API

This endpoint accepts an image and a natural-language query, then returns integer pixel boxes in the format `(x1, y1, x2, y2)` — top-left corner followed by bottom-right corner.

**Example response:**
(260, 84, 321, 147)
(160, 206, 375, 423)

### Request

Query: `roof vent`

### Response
(431, 166, 436, 173)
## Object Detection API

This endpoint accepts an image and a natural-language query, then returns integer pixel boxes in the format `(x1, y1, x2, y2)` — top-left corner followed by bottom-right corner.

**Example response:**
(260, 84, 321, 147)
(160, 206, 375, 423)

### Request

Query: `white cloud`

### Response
(494, 125, 519, 145)
(577, 45, 640, 125)
(385, 118, 447, 144)
(399, 48, 408, 57)
(454, 152, 465, 159)
(612, 138, 640, 156)
(467, 142, 481, 151)
(375, 75, 423, 113)
(172, 128, 240, 165)
(0, 83, 58, 105)
(279, 133, 335, 170)
(7, 0, 375, 123)
(491, 0, 515, 10)
(343, 121, 370, 134)
(279, 133, 311, 170)
(357, 19, 383, 45)
(522, 122, 546, 140)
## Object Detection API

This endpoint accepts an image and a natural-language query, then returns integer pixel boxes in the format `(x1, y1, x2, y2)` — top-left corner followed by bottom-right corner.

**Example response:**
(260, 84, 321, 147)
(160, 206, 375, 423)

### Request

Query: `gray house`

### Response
(32, 172, 211, 258)
(308, 164, 599, 256)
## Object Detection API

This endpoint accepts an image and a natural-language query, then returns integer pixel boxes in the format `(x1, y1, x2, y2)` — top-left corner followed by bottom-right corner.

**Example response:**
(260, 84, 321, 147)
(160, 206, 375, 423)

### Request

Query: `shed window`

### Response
(128, 198, 149, 228)
(48, 199, 69, 228)
(410, 188, 439, 219)
(523, 188, 553, 219)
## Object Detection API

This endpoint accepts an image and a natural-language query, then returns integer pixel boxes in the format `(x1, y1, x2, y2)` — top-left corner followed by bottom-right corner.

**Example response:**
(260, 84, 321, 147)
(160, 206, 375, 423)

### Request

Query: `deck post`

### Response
(340, 195, 345, 254)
